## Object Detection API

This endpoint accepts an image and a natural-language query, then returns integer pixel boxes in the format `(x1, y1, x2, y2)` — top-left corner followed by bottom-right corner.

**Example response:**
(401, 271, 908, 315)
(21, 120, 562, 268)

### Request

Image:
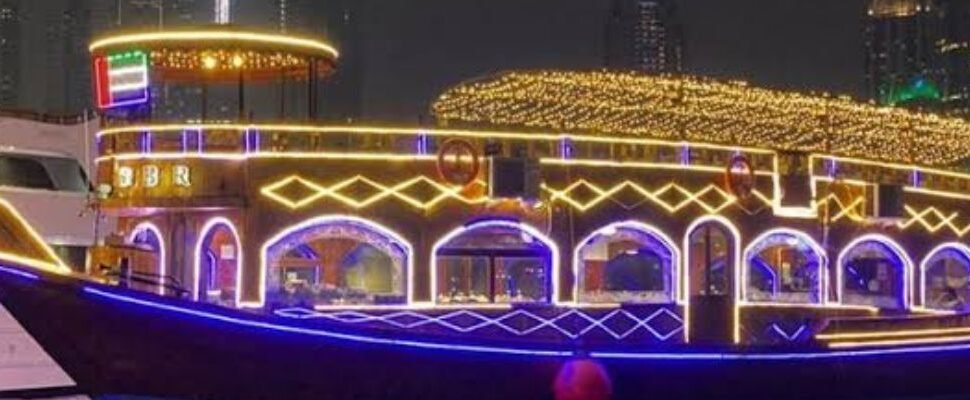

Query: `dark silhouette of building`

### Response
(45, 1, 94, 114)
(864, 0, 970, 117)
(267, 0, 363, 122)
(864, 0, 944, 110)
(0, 0, 20, 108)
(604, 0, 684, 74)
(939, 0, 970, 116)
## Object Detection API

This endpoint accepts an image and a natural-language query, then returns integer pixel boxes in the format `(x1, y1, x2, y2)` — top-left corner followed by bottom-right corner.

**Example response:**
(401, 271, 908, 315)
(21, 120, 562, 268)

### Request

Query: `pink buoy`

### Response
(553, 358, 612, 400)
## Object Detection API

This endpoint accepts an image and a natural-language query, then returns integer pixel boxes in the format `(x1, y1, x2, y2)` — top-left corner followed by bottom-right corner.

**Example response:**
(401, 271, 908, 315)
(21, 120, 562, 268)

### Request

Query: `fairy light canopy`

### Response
(431, 70, 970, 167)
(89, 26, 339, 83)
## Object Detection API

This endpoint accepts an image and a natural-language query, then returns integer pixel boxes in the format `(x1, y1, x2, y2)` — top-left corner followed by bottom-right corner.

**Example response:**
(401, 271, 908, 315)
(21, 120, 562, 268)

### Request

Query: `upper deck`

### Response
(433, 70, 970, 167)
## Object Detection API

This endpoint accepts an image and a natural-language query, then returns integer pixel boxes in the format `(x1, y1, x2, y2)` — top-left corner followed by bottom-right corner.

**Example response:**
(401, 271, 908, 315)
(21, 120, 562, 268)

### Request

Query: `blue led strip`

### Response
(82, 287, 571, 357)
(82, 286, 970, 361)
(0, 265, 39, 280)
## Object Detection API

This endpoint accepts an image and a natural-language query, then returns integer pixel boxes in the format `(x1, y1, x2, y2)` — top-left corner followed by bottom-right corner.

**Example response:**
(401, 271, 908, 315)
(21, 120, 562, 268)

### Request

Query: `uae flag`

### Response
(93, 51, 149, 109)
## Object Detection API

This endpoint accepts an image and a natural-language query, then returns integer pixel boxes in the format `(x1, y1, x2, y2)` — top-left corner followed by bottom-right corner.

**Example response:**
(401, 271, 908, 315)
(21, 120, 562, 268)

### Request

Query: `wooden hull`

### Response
(4, 267, 970, 399)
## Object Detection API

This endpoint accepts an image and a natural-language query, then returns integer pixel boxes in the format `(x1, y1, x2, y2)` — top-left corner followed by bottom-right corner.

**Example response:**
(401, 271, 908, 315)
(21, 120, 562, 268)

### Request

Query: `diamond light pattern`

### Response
(819, 194, 866, 222)
(541, 180, 772, 214)
(261, 175, 489, 210)
(898, 205, 970, 236)
(274, 307, 685, 341)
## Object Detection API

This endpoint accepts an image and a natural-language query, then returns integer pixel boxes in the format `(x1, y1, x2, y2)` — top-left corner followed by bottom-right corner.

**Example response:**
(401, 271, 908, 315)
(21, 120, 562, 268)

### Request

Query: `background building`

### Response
(864, 0, 970, 117)
(45, 0, 94, 114)
(864, 0, 943, 110)
(604, 0, 684, 74)
(939, 0, 970, 115)
(0, 0, 21, 108)
(235, 0, 363, 122)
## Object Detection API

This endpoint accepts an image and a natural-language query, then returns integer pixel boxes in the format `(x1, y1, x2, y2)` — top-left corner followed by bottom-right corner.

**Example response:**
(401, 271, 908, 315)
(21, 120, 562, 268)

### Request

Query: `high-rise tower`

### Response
(938, 0, 970, 115)
(864, 0, 944, 109)
(0, 0, 20, 108)
(604, 0, 684, 74)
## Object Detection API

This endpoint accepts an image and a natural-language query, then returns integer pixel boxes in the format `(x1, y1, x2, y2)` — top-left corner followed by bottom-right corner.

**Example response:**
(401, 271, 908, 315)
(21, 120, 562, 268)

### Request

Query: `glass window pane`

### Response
(578, 225, 675, 303)
(842, 241, 904, 309)
(434, 223, 553, 304)
(495, 257, 547, 303)
(688, 225, 731, 296)
(0, 155, 55, 190)
(924, 249, 970, 311)
(265, 223, 408, 308)
(437, 256, 490, 303)
(745, 232, 822, 304)
(39, 156, 89, 192)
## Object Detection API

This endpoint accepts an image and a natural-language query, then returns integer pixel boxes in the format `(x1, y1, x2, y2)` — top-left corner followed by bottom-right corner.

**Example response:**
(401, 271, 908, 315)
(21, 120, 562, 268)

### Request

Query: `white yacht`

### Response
(0, 110, 100, 270)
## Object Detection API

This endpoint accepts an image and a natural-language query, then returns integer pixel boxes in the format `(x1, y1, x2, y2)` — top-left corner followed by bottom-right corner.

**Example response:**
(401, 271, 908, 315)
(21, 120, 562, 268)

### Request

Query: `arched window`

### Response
(922, 244, 970, 311)
(433, 220, 558, 305)
(193, 217, 241, 307)
(575, 221, 678, 304)
(838, 235, 911, 310)
(128, 222, 166, 295)
(743, 229, 826, 304)
(684, 217, 739, 298)
(261, 216, 411, 308)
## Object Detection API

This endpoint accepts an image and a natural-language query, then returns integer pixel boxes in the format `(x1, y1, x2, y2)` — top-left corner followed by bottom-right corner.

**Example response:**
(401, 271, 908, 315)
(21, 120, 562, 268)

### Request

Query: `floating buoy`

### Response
(553, 358, 612, 400)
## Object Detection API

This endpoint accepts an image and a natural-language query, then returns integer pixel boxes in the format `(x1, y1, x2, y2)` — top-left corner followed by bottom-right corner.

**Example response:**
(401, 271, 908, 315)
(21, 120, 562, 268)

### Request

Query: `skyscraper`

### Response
(863, 0, 970, 117)
(234, 0, 363, 122)
(604, 0, 684, 74)
(45, 0, 93, 114)
(0, 0, 20, 108)
(864, 0, 944, 110)
(938, 0, 970, 115)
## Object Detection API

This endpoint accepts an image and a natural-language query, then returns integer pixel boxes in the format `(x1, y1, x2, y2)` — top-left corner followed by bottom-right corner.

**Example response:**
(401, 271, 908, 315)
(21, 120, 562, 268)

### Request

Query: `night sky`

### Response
(354, 0, 870, 121)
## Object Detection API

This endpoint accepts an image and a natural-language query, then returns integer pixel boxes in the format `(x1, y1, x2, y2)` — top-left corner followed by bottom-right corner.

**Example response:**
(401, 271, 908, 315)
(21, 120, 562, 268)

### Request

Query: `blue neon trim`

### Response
(0, 265, 39, 280)
(82, 287, 572, 357)
(81, 285, 970, 361)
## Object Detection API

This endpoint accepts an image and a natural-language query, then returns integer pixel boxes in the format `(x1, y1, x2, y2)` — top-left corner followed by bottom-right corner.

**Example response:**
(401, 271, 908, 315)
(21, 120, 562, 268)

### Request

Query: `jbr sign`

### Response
(117, 164, 191, 189)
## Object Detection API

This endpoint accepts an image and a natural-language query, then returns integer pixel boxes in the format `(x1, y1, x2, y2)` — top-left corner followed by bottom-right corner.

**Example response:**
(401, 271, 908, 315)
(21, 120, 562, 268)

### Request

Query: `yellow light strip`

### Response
(0, 197, 69, 273)
(95, 124, 778, 154)
(825, 196, 866, 222)
(539, 158, 775, 176)
(905, 186, 970, 201)
(739, 302, 878, 313)
(540, 180, 768, 215)
(96, 152, 438, 163)
(97, 151, 775, 178)
(811, 154, 970, 181)
(897, 205, 970, 237)
(817, 325, 970, 341)
(89, 30, 339, 58)
(260, 175, 489, 211)
(827, 334, 970, 349)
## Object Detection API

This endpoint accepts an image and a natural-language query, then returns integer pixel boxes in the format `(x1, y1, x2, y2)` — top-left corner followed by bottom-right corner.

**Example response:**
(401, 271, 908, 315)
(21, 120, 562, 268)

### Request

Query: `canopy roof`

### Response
(89, 26, 338, 82)
(432, 70, 970, 166)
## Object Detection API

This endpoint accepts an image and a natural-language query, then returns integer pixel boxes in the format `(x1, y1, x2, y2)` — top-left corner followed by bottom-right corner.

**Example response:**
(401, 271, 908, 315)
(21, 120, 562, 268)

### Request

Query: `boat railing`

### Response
(94, 125, 970, 197)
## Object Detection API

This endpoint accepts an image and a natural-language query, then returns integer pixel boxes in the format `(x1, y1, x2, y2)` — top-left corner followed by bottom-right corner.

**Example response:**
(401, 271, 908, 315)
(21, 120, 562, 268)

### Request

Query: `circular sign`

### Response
(437, 139, 480, 186)
(724, 155, 755, 200)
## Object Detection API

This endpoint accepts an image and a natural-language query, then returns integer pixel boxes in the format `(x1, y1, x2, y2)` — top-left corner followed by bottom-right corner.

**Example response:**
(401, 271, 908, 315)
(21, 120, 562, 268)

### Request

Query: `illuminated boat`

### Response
(7, 25, 970, 398)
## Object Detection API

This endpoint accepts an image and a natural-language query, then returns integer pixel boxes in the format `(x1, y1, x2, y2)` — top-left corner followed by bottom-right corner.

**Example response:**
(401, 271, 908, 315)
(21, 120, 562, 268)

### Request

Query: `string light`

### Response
(432, 70, 970, 166)
(260, 175, 489, 211)
(89, 30, 339, 59)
